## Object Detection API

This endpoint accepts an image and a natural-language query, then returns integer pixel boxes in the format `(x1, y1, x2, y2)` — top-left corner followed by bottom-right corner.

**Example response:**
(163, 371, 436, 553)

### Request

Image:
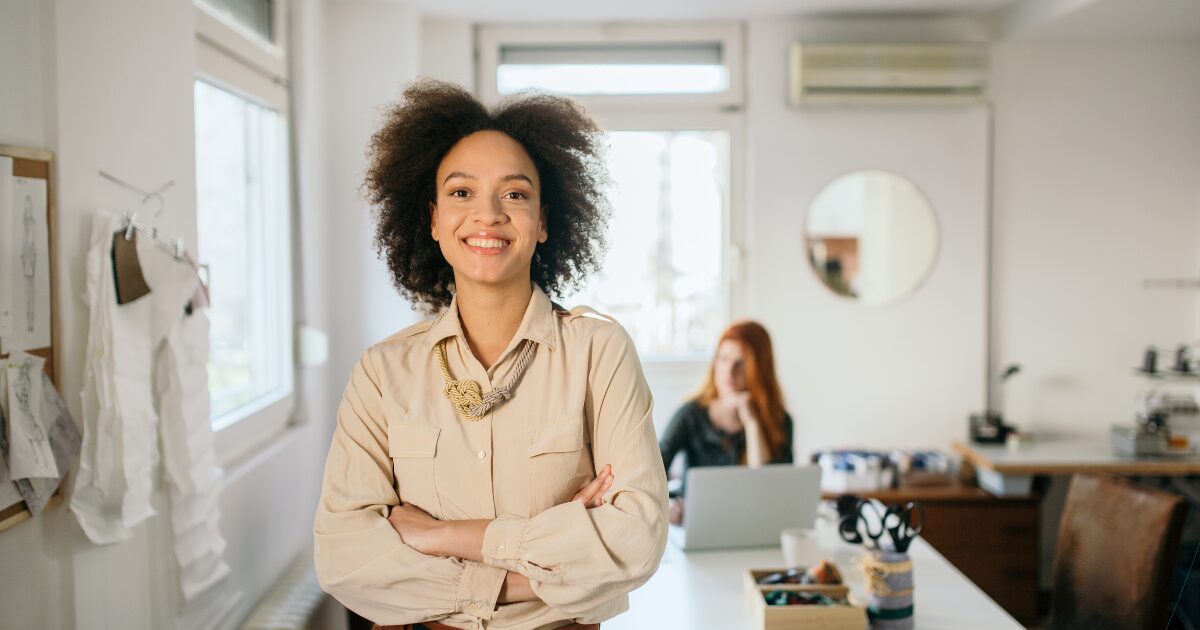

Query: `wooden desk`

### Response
(824, 484, 1039, 625)
(606, 511, 1023, 630)
(821, 483, 996, 503)
(953, 438, 1200, 475)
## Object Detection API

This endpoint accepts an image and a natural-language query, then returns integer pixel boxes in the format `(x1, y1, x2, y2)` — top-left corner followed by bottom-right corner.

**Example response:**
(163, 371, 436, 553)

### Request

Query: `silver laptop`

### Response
(668, 464, 821, 551)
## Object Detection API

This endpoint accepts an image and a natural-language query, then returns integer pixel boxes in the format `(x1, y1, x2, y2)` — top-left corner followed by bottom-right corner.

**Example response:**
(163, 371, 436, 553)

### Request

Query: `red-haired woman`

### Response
(659, 321, 794, 525)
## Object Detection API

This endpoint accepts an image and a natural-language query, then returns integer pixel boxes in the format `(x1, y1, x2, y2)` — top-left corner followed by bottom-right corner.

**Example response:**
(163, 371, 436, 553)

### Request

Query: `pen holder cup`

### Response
(863, 550, 914, 630)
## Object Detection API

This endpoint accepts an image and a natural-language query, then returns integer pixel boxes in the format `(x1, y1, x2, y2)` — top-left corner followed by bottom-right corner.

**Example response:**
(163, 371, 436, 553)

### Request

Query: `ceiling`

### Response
(382, 0, 1200, 42)
(1007, 0, 1200, 42)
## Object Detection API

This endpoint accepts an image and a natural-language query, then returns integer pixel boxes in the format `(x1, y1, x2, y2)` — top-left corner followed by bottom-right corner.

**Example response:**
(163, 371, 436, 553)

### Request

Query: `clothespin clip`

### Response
(123, 211, 137, 241)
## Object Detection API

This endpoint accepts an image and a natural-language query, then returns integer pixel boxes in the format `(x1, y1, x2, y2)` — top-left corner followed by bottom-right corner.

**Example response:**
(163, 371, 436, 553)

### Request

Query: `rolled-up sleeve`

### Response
(479, 324, 669, 621)
(313, 349, 508, 625)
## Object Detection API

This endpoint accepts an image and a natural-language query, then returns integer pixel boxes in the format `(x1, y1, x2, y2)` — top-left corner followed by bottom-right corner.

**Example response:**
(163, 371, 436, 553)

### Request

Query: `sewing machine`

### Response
(1112, 389, 1199, 457)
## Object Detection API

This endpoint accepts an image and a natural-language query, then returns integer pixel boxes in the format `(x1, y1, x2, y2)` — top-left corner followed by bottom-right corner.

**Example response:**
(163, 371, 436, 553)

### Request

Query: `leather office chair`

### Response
(1050, 473, 1189, 630)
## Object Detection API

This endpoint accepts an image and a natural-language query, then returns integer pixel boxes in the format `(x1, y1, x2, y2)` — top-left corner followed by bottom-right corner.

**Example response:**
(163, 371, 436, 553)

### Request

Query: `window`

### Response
(496, 43, 727, 96)
(194, 0, 293, 465)
(479, 24, 743, 110)
(199, 0, 275, 44)
(572, 130, 728, 355)
(194, 80, 291, 421)
(479, 24, 743, 359)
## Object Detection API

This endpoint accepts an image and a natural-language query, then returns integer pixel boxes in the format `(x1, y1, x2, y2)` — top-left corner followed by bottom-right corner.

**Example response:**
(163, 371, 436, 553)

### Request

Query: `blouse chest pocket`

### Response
(387, 418, 444, 519)
(527, 412, 594, 514)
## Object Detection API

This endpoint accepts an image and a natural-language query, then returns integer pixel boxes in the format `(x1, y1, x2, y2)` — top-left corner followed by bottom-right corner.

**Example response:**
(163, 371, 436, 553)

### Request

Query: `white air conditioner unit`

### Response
(789, 43, 988, 105)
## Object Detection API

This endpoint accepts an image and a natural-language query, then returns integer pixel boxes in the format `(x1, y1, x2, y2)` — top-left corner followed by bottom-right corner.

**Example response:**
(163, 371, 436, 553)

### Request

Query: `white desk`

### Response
(953, 437, 1200, 497)
(606, 513, 1023, 630)
(954, 438, 1200, 476)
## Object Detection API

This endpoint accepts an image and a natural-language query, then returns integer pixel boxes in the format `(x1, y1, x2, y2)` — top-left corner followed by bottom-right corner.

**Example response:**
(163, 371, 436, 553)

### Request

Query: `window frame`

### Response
(476, 22, 745, 111)
(478, 23, 746, 362)
(195, 0, 288, 79)
(193, 0, 296, 469)
(590, 110, 744, 363)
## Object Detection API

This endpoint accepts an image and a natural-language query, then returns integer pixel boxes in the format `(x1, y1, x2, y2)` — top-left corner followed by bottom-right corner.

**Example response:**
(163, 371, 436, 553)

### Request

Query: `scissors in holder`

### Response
(838, 499, 888, 550)
(882, 501, 925, 553)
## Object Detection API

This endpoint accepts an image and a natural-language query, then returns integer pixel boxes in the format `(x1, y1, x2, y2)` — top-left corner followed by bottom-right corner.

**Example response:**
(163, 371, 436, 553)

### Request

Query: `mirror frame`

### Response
(802, 168, 940, 306)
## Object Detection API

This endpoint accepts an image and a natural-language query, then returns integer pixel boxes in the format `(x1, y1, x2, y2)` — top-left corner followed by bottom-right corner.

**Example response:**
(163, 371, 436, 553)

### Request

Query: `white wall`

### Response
(0, 2, 70, 628)
(0, 0, 416, 628)
(743, 19, 990, 456)
(990, 42, 1200, 436)
(419, 17, 474, 88)
(0, 0, 52, 150)
(324, 1, 425, 383)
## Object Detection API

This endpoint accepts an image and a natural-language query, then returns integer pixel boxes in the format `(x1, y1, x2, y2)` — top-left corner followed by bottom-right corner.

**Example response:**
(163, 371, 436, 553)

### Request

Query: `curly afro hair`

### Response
(363, 79, 611, 311)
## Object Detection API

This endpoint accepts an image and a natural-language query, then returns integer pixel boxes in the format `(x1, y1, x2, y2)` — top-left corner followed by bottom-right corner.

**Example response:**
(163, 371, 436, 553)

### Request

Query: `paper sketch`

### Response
(5, 177, 50, 351)
(0, 156, 12, 338)
(0, 369, 82, 514)
(3, 351, 56, 479)
(21, 193, 36, 332)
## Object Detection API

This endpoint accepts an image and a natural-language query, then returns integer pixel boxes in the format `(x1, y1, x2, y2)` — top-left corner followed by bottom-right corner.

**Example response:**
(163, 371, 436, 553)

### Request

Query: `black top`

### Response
(659, 400, 794, 497)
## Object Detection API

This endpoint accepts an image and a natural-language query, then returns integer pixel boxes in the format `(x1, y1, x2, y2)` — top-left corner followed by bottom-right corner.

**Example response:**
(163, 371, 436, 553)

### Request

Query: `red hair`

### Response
(694, 320, 788, 462)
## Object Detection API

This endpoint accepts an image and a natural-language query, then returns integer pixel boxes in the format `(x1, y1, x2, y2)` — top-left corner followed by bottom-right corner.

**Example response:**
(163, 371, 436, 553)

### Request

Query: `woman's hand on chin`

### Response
(709, 394, 745, 433)
(728, 391, 759, 429)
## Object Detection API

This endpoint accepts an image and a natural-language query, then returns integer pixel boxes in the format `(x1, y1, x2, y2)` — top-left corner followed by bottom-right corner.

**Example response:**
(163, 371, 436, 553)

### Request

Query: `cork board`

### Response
(0, 144, 62, 533)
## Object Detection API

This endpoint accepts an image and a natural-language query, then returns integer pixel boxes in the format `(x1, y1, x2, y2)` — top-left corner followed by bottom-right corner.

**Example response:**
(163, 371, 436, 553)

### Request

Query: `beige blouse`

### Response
(313, 284, 669, 630)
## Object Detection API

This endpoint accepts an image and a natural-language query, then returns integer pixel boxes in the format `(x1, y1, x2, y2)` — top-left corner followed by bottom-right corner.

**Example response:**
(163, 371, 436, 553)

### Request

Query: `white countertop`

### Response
(606, 509, 1024, 630)
(954, 437, 1200, 475)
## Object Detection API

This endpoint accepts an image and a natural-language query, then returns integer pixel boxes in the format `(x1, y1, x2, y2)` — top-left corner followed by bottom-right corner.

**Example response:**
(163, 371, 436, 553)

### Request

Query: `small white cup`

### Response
(781, 528, 820, 569)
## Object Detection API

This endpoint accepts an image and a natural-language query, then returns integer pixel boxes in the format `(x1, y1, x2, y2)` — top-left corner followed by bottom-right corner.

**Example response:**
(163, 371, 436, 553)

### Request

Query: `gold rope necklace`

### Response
(436, 337, 538, 421)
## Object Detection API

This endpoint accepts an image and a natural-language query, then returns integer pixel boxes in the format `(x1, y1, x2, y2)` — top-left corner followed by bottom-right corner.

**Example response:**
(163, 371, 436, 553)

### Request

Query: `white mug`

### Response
(781, 527, 820, 569)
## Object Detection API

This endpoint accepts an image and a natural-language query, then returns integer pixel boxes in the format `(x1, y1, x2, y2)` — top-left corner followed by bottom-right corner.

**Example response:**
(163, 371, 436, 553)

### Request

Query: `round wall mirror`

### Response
(804, 170, 939, 306)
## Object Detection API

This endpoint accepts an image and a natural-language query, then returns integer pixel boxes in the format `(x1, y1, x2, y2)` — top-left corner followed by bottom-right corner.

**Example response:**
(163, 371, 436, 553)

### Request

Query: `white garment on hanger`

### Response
(70, 210, 229, 601)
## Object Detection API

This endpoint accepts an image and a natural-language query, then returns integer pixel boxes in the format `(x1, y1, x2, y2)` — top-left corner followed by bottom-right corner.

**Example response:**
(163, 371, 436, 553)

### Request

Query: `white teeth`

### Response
(465, 238, 509, 249)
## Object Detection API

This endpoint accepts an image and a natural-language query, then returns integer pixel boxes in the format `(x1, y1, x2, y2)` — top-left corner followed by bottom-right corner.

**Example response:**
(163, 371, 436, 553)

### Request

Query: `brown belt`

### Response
(372, 623, 598, 630)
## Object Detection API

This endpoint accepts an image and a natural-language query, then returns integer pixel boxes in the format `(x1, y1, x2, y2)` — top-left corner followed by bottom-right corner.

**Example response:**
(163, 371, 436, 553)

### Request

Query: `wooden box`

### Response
(745, 569, 867, 630)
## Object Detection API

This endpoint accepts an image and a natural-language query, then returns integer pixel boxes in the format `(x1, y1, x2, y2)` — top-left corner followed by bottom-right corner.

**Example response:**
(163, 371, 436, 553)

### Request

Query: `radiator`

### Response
(240, 552, 329, 630)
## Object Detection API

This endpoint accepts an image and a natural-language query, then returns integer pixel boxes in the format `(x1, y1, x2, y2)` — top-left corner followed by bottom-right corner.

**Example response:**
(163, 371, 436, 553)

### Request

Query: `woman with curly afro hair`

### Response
(313, 80, 668, 630)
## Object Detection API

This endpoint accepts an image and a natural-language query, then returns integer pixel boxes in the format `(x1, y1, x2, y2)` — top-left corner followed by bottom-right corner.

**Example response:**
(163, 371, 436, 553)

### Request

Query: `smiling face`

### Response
(431, 130, 547, 293)
(713, 339, 748, 397)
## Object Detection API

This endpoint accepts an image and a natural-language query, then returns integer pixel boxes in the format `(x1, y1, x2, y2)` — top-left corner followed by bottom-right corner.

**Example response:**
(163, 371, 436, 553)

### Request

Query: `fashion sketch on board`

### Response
(21, 194, 36, 333)
(0, 350, 58, 481)
(0, 155, 12, 338)
(12, 354, 50, 468)
(3, 176, 51, 351)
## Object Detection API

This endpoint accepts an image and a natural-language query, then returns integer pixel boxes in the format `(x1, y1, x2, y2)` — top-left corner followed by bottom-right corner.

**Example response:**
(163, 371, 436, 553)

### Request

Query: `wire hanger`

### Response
(99, 170, 186, 260)
(100, 170, 194, 305)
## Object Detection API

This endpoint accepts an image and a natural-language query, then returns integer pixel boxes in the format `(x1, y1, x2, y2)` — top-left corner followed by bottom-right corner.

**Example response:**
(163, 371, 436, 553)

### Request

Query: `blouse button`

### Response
(477, 450, 487, 459)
